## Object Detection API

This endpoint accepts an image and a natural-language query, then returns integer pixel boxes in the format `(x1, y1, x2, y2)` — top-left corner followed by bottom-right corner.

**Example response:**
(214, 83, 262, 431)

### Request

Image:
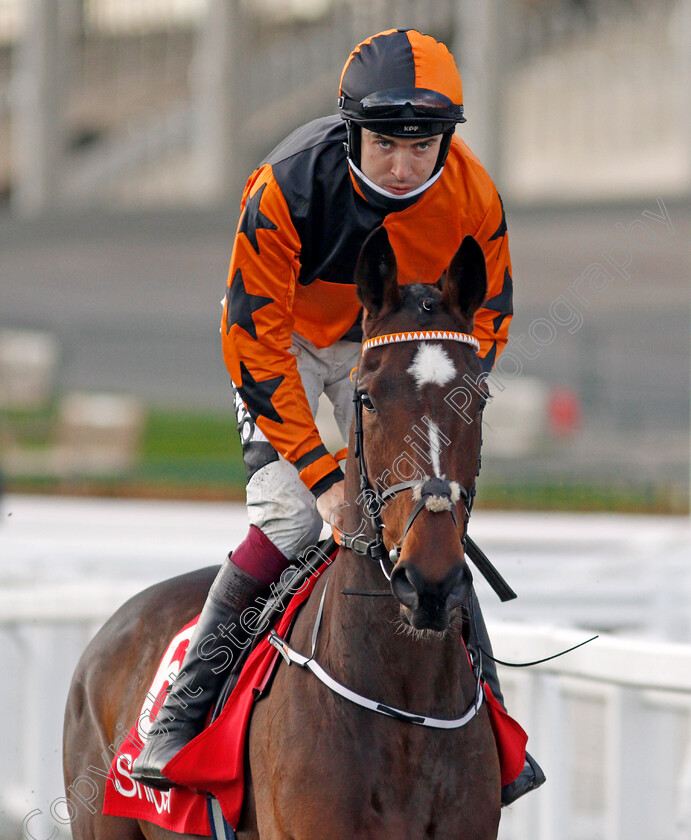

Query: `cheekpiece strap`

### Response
(340, 533, 388, 562)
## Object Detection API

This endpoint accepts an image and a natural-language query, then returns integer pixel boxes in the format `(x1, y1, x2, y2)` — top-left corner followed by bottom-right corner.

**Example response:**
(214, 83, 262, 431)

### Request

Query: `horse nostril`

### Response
(391, 563, 470, 628)
(445, 564, 472, 611)
(390, 566, 419, 610)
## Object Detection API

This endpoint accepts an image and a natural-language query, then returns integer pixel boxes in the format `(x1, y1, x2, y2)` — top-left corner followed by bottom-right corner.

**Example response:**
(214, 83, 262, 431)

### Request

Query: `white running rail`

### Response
(493, 623, 691, 840)
(1, 497, 690, 839)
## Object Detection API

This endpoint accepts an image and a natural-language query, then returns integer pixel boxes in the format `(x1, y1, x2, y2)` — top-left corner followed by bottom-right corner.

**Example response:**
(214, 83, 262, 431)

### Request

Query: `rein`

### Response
(267, 328, 591, 729)
(266, 329, 489, 732)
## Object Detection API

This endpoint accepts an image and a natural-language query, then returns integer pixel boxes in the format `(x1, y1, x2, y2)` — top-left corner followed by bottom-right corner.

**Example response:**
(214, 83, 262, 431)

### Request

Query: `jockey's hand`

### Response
(316, 480, 345, 531)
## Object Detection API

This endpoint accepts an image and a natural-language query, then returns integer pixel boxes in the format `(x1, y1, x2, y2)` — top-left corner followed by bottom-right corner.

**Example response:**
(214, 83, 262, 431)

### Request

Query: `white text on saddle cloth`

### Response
(111, 754, 173, 814)
(136, 619, 198, 741)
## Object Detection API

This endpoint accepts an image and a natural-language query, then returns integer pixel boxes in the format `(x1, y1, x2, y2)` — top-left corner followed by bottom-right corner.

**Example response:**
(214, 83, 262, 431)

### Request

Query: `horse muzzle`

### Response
(390, 561, 472, 632)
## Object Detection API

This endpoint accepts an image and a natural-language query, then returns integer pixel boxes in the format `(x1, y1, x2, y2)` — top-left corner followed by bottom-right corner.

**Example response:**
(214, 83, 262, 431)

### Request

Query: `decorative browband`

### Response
(362, 330, 480, 354)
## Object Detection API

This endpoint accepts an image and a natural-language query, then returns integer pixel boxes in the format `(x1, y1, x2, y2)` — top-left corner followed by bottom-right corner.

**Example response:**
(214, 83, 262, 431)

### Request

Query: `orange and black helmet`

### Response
(338, 29, 466, 139)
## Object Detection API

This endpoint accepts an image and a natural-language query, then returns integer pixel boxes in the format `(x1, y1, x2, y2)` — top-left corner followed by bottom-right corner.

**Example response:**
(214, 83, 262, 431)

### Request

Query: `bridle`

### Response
(268, 328, 595, 728)
(339, 329, 481, 581)
(267, 329, 488, 730)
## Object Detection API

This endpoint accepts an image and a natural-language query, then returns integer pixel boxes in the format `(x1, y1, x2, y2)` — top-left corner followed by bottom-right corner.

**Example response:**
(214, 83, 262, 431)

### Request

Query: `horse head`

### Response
(346, 226, 488, 633)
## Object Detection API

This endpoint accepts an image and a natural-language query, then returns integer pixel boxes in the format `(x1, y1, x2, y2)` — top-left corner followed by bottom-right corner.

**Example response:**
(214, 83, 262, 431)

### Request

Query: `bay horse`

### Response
(63, 227, 501, 839)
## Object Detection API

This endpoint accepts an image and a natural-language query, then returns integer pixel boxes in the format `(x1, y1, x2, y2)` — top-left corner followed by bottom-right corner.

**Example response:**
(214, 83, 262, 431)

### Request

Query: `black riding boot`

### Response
(131, 556, 265, 791)
(468, 590, 546, 807)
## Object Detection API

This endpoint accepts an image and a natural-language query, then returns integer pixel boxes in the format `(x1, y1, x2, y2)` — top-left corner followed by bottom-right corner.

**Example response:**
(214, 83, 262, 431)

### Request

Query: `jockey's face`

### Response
(360, 128, 441, 195)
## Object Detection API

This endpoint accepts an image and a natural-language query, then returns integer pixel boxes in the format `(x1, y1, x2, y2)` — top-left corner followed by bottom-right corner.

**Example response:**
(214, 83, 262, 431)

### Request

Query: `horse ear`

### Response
(355, 226, 401, 319)
(442, 235, 487, 324)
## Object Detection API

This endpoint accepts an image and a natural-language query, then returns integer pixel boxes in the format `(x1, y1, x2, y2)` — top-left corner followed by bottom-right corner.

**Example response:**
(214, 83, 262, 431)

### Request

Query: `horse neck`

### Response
(320, 543, 477, 718)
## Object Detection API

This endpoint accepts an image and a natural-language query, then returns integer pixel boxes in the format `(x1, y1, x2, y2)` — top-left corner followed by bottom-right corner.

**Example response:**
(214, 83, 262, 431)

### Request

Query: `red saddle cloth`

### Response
(104, 569, 527, 835)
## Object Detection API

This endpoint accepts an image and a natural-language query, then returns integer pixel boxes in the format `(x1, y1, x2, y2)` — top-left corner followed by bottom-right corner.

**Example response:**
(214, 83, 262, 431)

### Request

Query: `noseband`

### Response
(340, 330, 480, 581)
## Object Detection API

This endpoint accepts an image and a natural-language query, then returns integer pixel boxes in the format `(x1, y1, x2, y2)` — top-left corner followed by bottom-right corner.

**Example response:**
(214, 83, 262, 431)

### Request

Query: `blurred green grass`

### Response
(132, 408, 247, 492)
(1, 406, 247, 500)
(474, 480, 685, 515)
(1, 406, 687, 513)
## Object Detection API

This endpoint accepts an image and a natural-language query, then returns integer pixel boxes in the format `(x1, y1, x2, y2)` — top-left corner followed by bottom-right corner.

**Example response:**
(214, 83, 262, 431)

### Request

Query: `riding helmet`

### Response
(338, 29, 466, 172)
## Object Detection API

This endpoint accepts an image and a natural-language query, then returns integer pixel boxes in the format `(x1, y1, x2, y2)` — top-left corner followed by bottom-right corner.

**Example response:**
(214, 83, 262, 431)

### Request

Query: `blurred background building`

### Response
(1, 0, 688, 510)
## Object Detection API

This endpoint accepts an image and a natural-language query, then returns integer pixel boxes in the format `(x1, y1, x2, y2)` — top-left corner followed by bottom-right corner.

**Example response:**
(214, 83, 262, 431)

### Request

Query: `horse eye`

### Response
(478, 389, 490, 414)
(360, 392, 376, 413)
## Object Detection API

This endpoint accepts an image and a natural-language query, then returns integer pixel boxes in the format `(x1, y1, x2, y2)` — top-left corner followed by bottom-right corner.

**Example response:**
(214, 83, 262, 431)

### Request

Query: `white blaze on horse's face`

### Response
(407, 343, 456, 477)
(407, 343, 456, 389)
(427, 419, 443, 478)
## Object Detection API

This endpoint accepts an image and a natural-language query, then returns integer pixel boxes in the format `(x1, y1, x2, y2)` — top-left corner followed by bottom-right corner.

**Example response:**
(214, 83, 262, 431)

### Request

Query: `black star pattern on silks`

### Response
(238, 183, 278, 254)
(481, 342, 497, 373)
(484, 267, 514, 332)
(488, 194, 507, 242)
(226, 268, 274, 339)
(236, 362, 284, 425)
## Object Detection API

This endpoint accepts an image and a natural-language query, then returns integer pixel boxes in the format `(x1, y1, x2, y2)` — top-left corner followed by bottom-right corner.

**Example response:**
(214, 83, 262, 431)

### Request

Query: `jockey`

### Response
(132, 28, 545, 805)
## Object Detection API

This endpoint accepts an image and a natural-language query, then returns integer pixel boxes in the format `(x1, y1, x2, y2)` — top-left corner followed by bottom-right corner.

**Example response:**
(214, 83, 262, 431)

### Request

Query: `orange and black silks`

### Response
(221, 116, 513, 497)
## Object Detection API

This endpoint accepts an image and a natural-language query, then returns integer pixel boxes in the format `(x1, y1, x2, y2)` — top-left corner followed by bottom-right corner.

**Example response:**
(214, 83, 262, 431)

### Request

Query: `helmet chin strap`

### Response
(434, 128, 455, 174)
(347, 158, 445, 201)
(344, 120, 361, 167)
